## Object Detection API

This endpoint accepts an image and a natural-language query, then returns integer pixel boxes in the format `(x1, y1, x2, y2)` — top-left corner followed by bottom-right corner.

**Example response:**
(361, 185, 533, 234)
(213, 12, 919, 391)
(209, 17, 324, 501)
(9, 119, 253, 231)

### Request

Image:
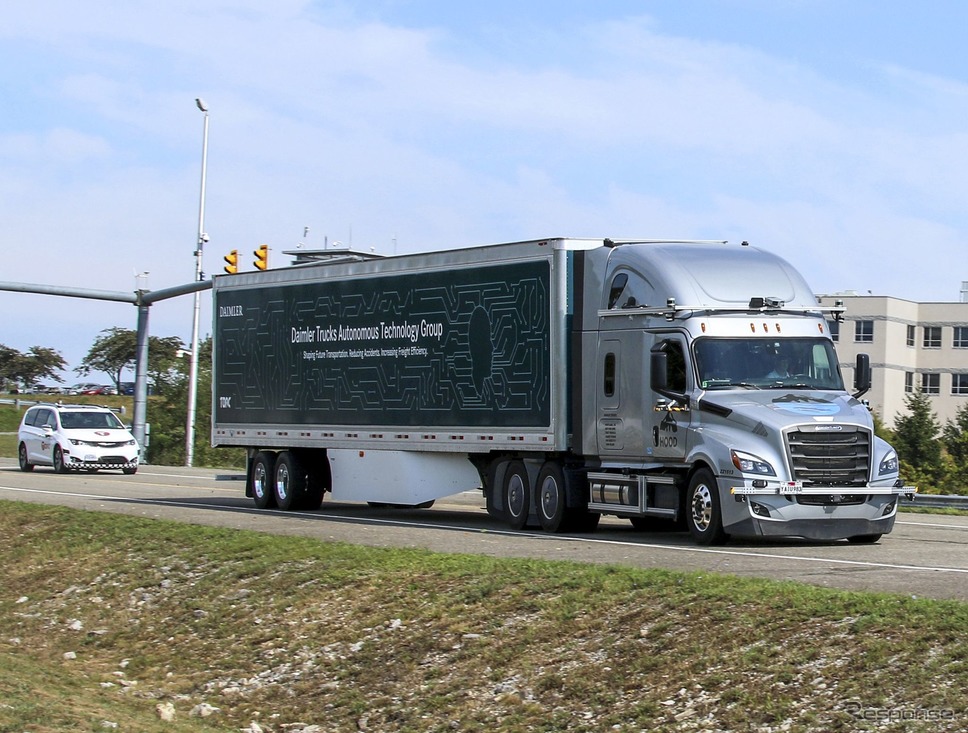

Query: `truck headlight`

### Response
(878, 450, 899, 476)
(731, 450, 776, 476)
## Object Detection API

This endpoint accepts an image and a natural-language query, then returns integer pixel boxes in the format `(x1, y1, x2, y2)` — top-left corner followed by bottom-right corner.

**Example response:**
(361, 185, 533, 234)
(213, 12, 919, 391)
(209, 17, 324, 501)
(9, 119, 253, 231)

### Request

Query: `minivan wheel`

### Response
(18, 443, 34, 472)
(53, 445, 69, 474)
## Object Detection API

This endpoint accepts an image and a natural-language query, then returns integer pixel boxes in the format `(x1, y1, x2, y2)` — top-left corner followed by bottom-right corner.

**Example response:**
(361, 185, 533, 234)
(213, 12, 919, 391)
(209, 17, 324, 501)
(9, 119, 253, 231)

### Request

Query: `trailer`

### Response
(211, 237, 914, 544)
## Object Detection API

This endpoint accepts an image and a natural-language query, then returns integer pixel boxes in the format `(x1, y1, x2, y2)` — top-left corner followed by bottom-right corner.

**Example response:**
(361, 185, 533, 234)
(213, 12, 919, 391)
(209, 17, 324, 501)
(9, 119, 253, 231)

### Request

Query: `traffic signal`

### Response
(223, 249, 238, 275)
(254, 244, 269, 271)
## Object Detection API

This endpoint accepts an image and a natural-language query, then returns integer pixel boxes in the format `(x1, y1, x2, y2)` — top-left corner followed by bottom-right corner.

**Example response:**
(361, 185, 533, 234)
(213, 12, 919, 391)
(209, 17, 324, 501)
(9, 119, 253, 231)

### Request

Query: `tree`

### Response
(892, 389, 945, 491)
(0, 343, 66, 391)
(76, 327, 183, 392)
(145, 337, 244, 468)
(942, 403, 968, 494)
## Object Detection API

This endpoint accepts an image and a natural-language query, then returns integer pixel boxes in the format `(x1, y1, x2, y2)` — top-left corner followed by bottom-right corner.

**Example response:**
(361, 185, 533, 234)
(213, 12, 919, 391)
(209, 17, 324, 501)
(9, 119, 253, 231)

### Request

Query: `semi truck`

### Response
(211, 237, 914, 544)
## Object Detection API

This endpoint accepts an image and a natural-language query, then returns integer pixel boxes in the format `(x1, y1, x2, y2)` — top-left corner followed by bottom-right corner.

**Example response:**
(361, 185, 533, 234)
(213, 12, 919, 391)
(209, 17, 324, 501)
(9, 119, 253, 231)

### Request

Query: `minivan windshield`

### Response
(694, 338, 844, 391)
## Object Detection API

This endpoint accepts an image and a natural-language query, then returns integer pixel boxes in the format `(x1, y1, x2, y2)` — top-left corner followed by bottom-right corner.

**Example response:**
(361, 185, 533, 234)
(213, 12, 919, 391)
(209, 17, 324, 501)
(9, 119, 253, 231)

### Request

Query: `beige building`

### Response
(816, 290, 968, 429)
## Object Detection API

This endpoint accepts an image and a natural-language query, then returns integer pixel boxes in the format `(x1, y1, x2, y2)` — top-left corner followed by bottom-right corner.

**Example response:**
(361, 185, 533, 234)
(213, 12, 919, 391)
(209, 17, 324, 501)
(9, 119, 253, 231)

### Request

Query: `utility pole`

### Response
(185, 97, 209, 467)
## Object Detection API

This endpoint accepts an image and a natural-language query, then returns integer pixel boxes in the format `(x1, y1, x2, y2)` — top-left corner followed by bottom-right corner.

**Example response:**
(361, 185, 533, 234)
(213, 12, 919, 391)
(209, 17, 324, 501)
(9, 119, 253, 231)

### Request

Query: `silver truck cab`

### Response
(577, 240, 912, 544)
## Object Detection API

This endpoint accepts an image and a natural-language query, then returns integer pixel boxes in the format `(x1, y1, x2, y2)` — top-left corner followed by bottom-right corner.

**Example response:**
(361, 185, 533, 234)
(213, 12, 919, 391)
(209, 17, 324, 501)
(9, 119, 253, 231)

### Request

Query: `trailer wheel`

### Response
(687, 468, 728, 545)
(503, 460, 531, 530)
(274, 452, 306, 511)
(537, 462, 569, 533)
(251, 452, 276, 509)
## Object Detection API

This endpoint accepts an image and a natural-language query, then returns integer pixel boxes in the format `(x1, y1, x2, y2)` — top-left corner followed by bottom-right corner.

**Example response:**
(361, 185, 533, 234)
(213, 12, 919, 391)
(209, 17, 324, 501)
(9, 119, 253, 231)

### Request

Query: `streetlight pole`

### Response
(185, 97, 209, 467)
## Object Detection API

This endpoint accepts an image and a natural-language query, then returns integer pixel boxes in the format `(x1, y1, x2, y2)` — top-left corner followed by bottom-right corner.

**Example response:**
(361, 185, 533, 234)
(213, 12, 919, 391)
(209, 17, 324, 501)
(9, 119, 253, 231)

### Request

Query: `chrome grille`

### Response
(786, 427, 871, 487)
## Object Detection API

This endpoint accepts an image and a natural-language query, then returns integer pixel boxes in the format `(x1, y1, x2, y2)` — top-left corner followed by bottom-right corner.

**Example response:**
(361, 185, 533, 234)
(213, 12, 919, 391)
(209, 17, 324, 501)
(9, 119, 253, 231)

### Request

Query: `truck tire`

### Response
(687, 468, 728, 545)
(504, 460, 531, 530)
(273, 451, 306, 511)
(536, 461, 567, 532)
(251, 452, 276, 509)
(483, 458, 508, 521)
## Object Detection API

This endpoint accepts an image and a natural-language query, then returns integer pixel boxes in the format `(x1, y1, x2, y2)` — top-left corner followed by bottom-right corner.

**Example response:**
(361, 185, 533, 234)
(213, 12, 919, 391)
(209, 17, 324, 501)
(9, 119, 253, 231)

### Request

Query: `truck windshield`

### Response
(694, 338, 844, 391)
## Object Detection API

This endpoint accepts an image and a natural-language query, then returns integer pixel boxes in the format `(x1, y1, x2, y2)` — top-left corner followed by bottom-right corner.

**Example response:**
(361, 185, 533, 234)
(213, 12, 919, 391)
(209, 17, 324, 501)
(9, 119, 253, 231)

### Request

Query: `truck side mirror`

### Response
(853, 353, 871, 399)
(651, 348, 686, 404)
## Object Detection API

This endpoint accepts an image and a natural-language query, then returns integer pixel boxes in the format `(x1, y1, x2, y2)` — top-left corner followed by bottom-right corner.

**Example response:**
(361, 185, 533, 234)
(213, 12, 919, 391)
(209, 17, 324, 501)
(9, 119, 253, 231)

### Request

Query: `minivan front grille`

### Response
(786, 427, 871, 487)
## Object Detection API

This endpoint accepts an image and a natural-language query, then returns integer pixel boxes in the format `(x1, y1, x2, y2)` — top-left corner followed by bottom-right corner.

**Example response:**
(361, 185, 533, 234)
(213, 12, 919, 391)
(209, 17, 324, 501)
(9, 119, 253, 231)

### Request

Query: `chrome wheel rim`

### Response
(691, 483, 713, 532)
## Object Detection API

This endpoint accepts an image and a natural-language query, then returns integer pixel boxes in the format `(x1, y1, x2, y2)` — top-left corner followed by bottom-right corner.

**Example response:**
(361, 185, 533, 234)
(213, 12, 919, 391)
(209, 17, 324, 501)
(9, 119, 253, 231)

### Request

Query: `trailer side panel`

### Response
(214, 259, 553, 435)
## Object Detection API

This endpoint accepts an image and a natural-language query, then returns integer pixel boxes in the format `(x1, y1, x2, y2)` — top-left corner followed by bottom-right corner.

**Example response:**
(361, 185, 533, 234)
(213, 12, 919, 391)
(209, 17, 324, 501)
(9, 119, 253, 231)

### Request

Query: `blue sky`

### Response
(3, 1, 968, 378)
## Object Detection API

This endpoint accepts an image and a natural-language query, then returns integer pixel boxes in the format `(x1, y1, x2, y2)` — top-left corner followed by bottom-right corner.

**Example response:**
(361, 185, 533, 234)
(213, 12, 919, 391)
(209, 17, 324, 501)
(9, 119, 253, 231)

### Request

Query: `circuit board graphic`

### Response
(214, 260, 553, 428)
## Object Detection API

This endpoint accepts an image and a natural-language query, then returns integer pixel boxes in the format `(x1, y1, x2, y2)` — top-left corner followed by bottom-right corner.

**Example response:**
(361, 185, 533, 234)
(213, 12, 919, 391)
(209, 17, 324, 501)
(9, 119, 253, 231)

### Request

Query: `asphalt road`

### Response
(1, 459, 966, 602)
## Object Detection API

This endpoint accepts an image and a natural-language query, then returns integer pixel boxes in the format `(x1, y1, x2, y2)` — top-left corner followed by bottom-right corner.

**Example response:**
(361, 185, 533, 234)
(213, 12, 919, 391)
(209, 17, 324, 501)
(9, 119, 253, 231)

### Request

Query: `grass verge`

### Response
(1, 501, 966, 732)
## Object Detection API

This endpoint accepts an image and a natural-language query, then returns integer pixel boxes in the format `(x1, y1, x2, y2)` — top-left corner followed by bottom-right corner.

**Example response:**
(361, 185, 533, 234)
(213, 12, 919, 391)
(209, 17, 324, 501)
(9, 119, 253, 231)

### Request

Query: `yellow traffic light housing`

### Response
(223, 249, 238, 275)
(254, 244, 269, 271)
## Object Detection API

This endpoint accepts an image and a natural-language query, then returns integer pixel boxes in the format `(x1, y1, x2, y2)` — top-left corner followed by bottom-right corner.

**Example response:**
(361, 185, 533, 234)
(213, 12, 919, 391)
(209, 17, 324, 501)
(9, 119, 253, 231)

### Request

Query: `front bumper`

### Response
(750, 513, 896, 541)
(721, 480, 910, 541)
(64, 450, 139, 471)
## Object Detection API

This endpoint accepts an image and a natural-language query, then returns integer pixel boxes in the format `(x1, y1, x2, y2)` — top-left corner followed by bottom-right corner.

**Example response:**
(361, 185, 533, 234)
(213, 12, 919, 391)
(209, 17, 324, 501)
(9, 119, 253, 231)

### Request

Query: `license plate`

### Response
(778, 482, 803, 494)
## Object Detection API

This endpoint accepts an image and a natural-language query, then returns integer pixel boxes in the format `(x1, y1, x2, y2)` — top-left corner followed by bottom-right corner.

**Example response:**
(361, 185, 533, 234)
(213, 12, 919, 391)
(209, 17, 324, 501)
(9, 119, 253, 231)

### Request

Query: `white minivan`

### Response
(18, 403, 139, 474)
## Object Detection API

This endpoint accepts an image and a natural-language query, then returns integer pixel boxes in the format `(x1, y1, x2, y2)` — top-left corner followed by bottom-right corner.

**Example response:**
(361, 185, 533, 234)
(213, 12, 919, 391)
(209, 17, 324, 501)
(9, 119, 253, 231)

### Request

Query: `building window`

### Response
(854, 320, 873, 343)
(954, 327, 968, 349)
(923, 326, 941, 349)
(904, 373, 914, 393)
(906, 325, 915, 347)
(921, 373, 940, 394)
(953, 374, 968, 395)
(827, 320, 840, 342)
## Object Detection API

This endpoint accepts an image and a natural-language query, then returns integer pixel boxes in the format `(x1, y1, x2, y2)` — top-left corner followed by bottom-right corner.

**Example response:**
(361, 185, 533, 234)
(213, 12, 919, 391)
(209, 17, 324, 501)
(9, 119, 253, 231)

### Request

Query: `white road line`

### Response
(3, 485, 967, 576)
(896, 519, 968, 530)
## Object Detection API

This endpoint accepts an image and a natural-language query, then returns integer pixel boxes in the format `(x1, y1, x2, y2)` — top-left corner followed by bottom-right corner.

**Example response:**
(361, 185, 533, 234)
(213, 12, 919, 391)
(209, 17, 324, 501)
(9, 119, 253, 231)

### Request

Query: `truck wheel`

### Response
(18, 443, 34, 472)
(483, 458, 507, 521)
(537, 462, 568, 532)
(504, 460, 531, 530)
(687, 468, 728, 545)
(273, 452, 306, 511)
(251, 452, 277, 509)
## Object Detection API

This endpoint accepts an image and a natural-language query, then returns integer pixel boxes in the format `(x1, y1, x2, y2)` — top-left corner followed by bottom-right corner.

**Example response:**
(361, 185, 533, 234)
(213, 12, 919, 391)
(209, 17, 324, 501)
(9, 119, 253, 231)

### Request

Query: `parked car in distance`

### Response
(17, 403, 139, 474)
